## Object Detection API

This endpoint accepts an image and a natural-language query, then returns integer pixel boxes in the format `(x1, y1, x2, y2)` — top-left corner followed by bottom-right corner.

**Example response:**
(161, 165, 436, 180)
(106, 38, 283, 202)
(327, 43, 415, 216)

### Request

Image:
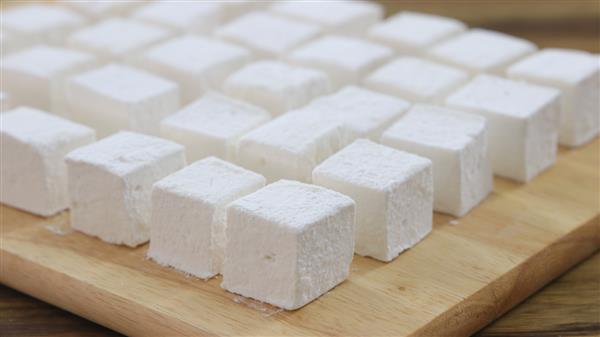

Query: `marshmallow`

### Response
(428, 29, 537, 75)
(1, 45, 98, 115)
(65, 131, 185, 247)
(1, 5, 85, 45)
(133, 1, 221, 34)
(507, 48, 600, 147)
(136, 35, 252, 103)
(313, 139, 433, 261)
(0, 92, 11, 113)
(446, 75, 560, 182)
(368, 11, 466, 54)
(62, 1, 140, 19)
(67, 63, 179, 137)
(223, 60, 331, 115)
(288, 35, 393, 89)
(381, 105, 492, 216)
(148, 157, 265, 278)
(160, 93, 270, 162)
(216, 12, 321, 58)
(270, 0, 382, 35)
(68, 18, 171, 62)
(1, 107, 95, 216)
(364, 56, 469, 103)
(222, 180, 355, 310)
(1, 30, 32, 56)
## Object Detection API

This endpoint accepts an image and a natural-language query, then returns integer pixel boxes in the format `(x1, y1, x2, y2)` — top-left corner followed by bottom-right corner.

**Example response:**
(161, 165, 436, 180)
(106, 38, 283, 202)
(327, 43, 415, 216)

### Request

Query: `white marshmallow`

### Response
(1, 45, 98, 115)
(136, 35, 252, 103)
(446, 75, 560, 182)
(68, 18, 171, 62)
(1, 107, 95, 216)
(65, 131, 185, 247)
(313, 139, 433, 261)
(62, 1, 140, 19)
(270, 0, 383, 35)
(223, 60, 331, 115)
(133, 1, 221, 34)
(67, 63, 180, 137)
(507, 48, 600, 147)
(160, 93, 270, 162)
(1, 5, 85, 45)
(364, 56, 469, 103)
(148, 157, 265, 279)
(428, 29, 537, 75)
(216, 12, 321, 58)
(0, 92, 11, 113)
(287, 35, 393, 89)
(368, 11, 466, 54)
(222, 180, 355, 310)
(381, 105, 492, 216)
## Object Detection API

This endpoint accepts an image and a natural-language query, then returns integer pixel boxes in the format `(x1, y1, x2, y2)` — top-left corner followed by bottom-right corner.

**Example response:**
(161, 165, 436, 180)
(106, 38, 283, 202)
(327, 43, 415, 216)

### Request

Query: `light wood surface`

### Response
(1, 138, 598, 336)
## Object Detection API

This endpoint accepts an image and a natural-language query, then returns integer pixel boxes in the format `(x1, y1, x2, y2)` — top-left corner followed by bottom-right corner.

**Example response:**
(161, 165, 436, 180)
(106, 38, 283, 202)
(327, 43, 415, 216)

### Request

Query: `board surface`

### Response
(1, 139, 598, 337)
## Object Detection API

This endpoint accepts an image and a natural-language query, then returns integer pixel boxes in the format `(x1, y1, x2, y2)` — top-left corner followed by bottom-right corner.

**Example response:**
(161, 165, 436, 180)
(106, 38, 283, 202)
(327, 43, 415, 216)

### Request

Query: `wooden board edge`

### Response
(411, 214, 600, 337)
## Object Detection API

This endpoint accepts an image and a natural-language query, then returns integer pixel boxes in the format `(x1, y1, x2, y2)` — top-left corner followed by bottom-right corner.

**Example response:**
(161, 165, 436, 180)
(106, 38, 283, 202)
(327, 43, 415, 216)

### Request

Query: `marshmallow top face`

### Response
(368, 11, 466, 52)
(428, 29, 536, 73)
(230, 180, 355, 231)
(141, 35, 251, 75)
(446, 74, 561, 119)
(1, 45, 96, 79)
(507, 48, 599, 85)
(154, 157, 266, 205)
(270, 0, 383, 33)
(65, 131, 184, 176)
(1, 5, 85, 36)
(1, 107, 95, 148)
(68, 18, 170, 58)
(364, 57, 468, 102)
(133, 1, 221, 33)
(383, 104, 486, 151)
(216, 12, 321, 57)
(70, 63, 178, 104)
(161, 93, 270, 141)
(315, 139, 432, 191)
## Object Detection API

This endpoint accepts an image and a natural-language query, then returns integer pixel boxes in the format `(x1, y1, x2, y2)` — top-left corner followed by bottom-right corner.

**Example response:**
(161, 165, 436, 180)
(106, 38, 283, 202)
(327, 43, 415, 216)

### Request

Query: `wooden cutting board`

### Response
(1, 139, 598, 337)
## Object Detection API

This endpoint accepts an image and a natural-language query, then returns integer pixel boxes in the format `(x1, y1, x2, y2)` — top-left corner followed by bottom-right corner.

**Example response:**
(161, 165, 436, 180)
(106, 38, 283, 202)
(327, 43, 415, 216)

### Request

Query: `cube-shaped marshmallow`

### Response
(309, 85, 410, 140)
(62, 1, 140, 19)
(313, 139, 433, 261)
(507, 48, 600, 147)
(270, 0, 382, 35)
(288, 35, 393, 89)
(428, 29, 536, 75)
(148, 157, 265, 278)
(381, 105, 492, 216)
(367, 11, 466, 54)
(446, 75, 560, 182)
(364, 56, 468, 103)
(223, 60, 331, 115)
(222, 180, 355, 310)
(161, 93, 270, 162)
(67, 63, 179, 137)
(136, 35, 252, 103)
(68, 18, 171, 62)
(65, 131, 185, 247)
(1, 107, 95, 216)
(0, 92, 12, 113)
(216, 12, 321, 58)
(1, 45, 98, 115)
(133, 1, 221, 34)
(1, 5, 85, 45)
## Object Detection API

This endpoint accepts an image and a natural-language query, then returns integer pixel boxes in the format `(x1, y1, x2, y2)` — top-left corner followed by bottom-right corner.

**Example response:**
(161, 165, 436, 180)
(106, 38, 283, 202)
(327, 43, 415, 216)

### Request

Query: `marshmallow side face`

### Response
(507, 48, 600, 147)
(148, 157, 265, 278)
(313, 139, 433, 261)
(65, 131, 185, 247)
(381, 105, 493, 216)
(0, 107, 96, 216)
(446, 75, 560, 182)
(222, 180, 355, 310)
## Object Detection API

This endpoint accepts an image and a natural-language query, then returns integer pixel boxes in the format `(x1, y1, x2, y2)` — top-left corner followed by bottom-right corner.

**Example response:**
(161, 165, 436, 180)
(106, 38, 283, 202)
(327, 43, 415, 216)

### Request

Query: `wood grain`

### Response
(1, 138, 598, 336)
